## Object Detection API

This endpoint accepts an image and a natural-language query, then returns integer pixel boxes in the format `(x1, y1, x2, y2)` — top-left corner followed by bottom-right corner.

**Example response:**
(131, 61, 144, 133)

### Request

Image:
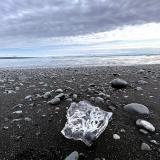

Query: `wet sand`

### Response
(0, 65, 160, 160)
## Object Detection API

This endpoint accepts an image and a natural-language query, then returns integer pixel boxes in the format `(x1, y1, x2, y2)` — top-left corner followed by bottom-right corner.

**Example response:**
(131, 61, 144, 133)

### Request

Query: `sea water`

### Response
(0, 55, 160, 69)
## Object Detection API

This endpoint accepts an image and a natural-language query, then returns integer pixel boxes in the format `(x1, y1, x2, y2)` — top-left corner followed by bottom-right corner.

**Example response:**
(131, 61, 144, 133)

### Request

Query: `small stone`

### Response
(141, 142, 151, 151)
(39, 82, 44, 85)
(3, 126, 9, 130)
(14, 135, 23, 141)
(95, 97, 104, 104)
(150, 140, 159, 145)
(89, 83, 96, 87)
(35, 94, 41, 98)
(120, 129, 126, 133)
(139, 129, 149, 135)
(73, 94, 78, 100)
(25, 95, 33, 101)
(106, 95, 111, 98)
(55, 93, 65, 100)
(41, 114, 46, 118)
(66, 98, 72, 102)
(55, 89, 63, 93)
(90, 97, 95, 102)
(29, 103, 35, 107)
(15, 87, 20, 91)
(113, 134, 120, 140)
(35, 131, 41, 136)
(65, 151, 79, 160)
(48, 97, 61, 105)
(55, 107, 60, 110)
(108, 105, 116, 111)
(137, 69, 145, 74)
(136, 119, 155, 132)
(98, 92, 106, 97)
(43, 83, 48, 87)
(12, 104, 23, 110)
(24, 117, 32, 122)
(138, 80, 148, 85)
(43, 92, 51, 99)
(136, 87, 143, 91)
(124, 103, 149, 115)
(11, 119, 22, 123)
(6, 90, 16, 94)
(12, 110, 22, 114)
(79, 153, 86, 159)
(113, 73, 120, 76)
(111, 78, 128, 89)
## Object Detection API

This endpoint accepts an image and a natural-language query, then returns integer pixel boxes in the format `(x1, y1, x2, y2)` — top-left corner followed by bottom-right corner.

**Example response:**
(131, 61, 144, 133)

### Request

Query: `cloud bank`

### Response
(0, 0, 160, 38)
(0, 0, 160, 56)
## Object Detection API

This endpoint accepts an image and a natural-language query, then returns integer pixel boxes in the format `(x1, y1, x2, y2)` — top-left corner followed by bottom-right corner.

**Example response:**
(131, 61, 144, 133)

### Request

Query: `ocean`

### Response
(0, 55, 160, 69)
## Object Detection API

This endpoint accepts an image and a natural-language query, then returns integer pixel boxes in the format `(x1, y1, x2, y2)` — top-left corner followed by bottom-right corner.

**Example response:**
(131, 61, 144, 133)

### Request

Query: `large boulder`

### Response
(124, 103, 149, 115)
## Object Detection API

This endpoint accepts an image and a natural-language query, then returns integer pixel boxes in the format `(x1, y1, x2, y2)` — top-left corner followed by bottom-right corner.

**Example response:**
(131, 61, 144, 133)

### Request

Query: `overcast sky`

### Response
(0, 0, 160, 57)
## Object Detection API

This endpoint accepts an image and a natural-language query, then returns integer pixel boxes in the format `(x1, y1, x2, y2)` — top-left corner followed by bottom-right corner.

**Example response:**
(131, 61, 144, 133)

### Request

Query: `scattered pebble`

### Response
(14, 135, 23, 141)
(138, 80, 148, 85)
(136, 119, 155, 132)
(25, 95, 33, 101)
(124, 103, 149, 115)
(3, 126, 9, 130)
(48, 97, 61, 105)
(24, 117, 32, 122)
(43, 91, 51, 99)
(141, 142, 151, 151)
(139, 129, 149, 135)
(66, 98, 73, 102)
(55, 89, 63, 93)
(108, 105, 116, 111)
(12, 110, 22, 114)
(120, 129, 126, 133)
(111, 78, 128, 89)
(137, 69, 145, 74)
(55, 93, 65, 100)
(113, 134, 120, 140)
(136, 87, 143, 91)
(95, 97, 104, 104)
(150, 140, 159, 145)
(64, 151, 79, 160)
(11, 119, 22, 123)
(73, 94, 78, 100)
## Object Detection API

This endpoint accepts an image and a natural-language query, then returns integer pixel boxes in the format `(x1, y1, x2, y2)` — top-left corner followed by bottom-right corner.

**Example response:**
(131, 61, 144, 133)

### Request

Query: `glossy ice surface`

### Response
(61, 101, 112, 146)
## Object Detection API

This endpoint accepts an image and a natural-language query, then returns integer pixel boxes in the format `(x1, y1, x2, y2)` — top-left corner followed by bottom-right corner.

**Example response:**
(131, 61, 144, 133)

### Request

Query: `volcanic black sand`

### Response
(0, 65, 160, 160)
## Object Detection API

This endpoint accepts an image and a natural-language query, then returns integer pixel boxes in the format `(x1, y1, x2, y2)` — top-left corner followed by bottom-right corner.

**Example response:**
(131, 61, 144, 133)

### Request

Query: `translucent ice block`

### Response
(61, 101, 112, 146)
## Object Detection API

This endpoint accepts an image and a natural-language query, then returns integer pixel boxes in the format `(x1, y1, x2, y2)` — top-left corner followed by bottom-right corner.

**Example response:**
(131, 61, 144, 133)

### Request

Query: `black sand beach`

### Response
(0, 65, 160, 160)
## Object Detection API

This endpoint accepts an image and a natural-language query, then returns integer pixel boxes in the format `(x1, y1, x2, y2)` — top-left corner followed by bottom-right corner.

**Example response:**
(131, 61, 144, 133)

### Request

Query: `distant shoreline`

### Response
(0, 57, 38, 59)
(0, 54, 160, 69)
(0, 53, 160, 59)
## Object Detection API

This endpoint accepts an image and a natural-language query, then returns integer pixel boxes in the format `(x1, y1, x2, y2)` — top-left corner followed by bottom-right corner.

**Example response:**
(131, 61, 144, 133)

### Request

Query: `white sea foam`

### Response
(0, 55, 160, 69)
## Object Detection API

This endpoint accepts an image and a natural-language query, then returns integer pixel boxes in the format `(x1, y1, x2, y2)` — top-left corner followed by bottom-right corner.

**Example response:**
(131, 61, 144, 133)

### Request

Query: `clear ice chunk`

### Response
(61, 101, 112, 146)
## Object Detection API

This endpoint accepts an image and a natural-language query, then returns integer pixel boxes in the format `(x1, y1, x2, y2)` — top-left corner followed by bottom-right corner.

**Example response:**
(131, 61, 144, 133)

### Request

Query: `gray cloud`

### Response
(0, 0, 160, 38)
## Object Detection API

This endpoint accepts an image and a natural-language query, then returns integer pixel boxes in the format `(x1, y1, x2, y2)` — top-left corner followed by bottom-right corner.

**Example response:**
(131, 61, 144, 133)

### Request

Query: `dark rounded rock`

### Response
(124, 103, 149, 115)
(111, 78, 128, 89)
